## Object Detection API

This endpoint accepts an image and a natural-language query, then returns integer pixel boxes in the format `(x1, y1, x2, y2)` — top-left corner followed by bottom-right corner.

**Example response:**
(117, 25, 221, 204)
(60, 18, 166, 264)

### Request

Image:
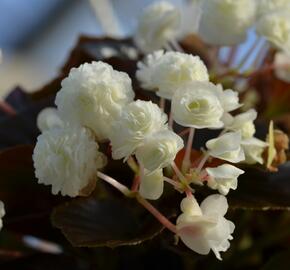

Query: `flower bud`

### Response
(139, 169, 164, 200)
(37, 108, 63, 132)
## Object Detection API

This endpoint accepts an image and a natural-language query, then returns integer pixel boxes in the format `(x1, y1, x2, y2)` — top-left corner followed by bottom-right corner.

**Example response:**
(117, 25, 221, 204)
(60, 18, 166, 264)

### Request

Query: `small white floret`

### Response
(135, 130, 184, 172)
(241, 137, 268, 164)
(177, 195, 235, 260)
(206, 132, 245, 163)
(172, 81, 224, 129)
(37, 108, 63, 132)
(206, 164, 244, 195)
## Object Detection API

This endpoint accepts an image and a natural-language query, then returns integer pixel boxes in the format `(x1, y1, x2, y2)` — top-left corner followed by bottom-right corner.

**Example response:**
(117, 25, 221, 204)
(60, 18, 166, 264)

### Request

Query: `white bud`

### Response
(172, 81, 224, 129)
(226, 109, 257, 139)
(109, 100, 168, 160)
(177, 194, 234, 260)
(206, 132, 245, 163)
(0, 201, 5, 231)
(33, 126, 107, 197)
(198, 0, 256, 46)
(134, 1, 180, 53)
(241, 137, 268, 164)
(137, 51, 209, 100)
(256, 10, 290, 54)
(274, 51, 290, 83)
(135, 130, 183, 172)
(55, 61, 135, 141)
(206, 164, 244, 195)
(37, 108, 63, 132)
(139, 169, 164, 200)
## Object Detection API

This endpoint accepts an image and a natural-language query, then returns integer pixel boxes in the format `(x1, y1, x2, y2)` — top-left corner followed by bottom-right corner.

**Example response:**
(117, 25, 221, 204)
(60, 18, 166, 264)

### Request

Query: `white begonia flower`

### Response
(215, 84, 242, 113)
(33, 126, 107, 197)
(37, 108, 63, 132)
(206, 132, 245, 163)
(176, 195, 235, 260)
(137, 51, 209, 100)
(206, 164, 244, 195)
(134, 1, 180, 53)
(139, 169, 164, 200)
(109, 100, 168, 160)
(257, 0, 290, 18)
(55, 61, 135, 141)
(0, 201, 5, 231)
(256, 10, 290, 54)
(241, 137, 268, 164)
(135, 130, 184, 172)
(198, 0, 256, 46)
(172, 81, 224, 129)
(274, 51, 290, 83)
(225, 109, 257, 139)
(136, 50, 164, 90)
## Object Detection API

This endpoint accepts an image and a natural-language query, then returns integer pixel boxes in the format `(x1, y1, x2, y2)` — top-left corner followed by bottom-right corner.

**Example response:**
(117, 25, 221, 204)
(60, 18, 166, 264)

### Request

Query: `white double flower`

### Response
(198, 0, 256, 46)
(109, 100, 168, 160)
(137, 51, 209, 99)
(134, 1, 180, 53)
(55, 61, 135, 141)
(33, 126, 107, 197)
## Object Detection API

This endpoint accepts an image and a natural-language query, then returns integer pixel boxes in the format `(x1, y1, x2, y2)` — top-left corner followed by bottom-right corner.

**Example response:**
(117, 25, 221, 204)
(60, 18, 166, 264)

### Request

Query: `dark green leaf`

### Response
(229, 163, 290, 210)
(51, 184, 178, 248)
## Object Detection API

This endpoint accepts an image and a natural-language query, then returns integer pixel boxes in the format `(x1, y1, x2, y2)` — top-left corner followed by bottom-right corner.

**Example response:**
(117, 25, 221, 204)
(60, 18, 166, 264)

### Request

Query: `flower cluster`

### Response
(30, 0, 289, 262)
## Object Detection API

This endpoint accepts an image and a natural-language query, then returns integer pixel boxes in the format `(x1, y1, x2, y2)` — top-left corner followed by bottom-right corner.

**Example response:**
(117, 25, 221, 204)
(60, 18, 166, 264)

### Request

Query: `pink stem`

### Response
(171, 162, 185, 181)
(159, 97, 165, 111)
(182, 127, 195, 172)
(97, 171, 132, 196)
(136, 194, 177, 234)
(178, 128, 190, 137)
(168, 110, 174, 130)
(196, 152, 210, 172)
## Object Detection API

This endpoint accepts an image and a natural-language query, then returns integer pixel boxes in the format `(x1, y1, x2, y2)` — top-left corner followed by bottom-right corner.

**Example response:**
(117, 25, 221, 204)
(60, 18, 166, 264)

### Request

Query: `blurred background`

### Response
(0, 0, 186, 97)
